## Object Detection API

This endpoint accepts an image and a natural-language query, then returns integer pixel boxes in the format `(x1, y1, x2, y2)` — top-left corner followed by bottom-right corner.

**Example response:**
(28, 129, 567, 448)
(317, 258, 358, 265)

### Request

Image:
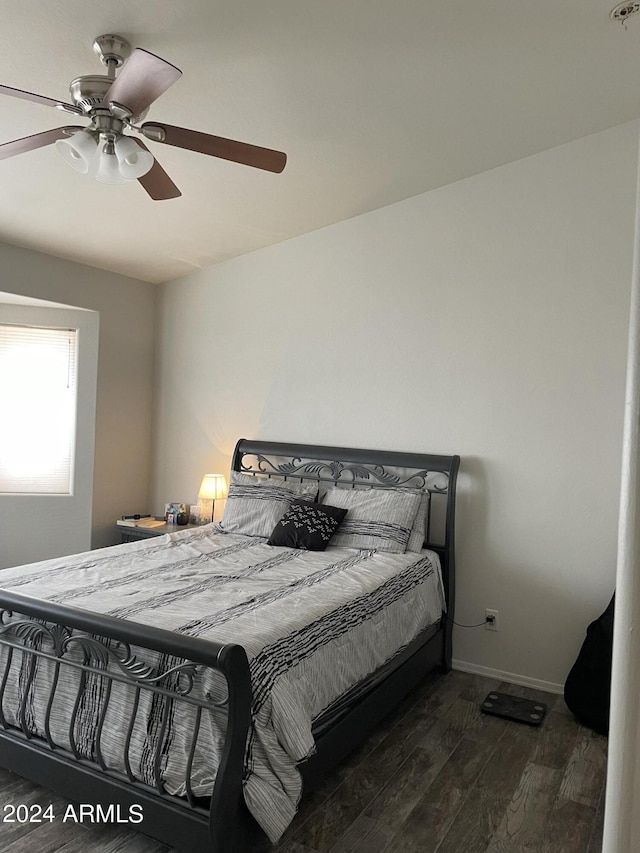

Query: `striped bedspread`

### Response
(0, 526, 444, 841)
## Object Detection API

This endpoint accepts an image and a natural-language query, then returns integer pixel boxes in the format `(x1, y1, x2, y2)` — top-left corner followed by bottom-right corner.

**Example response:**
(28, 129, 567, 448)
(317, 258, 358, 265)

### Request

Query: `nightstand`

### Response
(117, 520, 202, 544)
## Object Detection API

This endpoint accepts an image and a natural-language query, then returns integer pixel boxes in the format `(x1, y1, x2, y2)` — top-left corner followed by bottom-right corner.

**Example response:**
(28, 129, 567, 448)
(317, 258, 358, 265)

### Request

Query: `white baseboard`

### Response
(452, 659, 564, 696)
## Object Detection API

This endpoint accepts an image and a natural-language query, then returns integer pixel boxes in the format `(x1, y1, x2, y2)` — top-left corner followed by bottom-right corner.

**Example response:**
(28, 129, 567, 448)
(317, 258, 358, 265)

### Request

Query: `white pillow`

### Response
(406, 490, 431, 552)
(220, 472, 317, 537)
(322, 487, 421, 553)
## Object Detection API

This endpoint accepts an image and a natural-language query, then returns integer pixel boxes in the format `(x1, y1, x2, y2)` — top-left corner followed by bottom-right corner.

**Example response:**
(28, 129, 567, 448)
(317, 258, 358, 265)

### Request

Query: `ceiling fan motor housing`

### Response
(69, 75, 113, 114)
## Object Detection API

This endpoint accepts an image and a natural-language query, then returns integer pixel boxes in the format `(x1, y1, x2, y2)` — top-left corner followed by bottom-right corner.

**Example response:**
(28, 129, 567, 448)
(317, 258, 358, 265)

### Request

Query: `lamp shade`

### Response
(55, 130, 98, 174)
(115, 136, 154, 179)
(198, 474, 228, 501)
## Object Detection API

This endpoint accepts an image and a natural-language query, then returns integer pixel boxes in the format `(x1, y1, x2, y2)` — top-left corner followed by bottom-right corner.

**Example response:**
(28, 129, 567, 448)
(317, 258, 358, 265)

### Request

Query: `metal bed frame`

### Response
(0, 439, 460, 852)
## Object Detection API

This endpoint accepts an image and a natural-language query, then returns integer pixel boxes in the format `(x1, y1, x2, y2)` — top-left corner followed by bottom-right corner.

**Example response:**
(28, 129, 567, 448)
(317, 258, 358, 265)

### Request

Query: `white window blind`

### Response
(0, 323, 78, 494)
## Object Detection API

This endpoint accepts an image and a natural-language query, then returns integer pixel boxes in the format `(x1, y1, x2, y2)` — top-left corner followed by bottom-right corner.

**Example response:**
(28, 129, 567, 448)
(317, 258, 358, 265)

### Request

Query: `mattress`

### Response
(0, 526, 444, 841)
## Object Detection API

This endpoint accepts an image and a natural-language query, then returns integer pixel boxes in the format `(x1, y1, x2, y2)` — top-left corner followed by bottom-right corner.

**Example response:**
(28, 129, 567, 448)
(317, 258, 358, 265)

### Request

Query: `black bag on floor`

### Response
(564, 594, 614, 735)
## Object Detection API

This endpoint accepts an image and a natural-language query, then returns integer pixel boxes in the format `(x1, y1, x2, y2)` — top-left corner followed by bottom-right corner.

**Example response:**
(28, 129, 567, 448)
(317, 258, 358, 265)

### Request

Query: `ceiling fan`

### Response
(0, 34, 287, 200)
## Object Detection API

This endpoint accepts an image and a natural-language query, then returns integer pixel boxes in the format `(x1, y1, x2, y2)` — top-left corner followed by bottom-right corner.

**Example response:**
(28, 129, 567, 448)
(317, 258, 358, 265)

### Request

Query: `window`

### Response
(0, 323, 78, 494)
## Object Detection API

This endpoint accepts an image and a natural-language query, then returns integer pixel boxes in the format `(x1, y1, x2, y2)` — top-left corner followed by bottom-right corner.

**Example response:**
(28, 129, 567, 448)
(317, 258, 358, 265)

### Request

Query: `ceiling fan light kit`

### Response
(0, 33, 287, 200)
(57, 130, 154, 182)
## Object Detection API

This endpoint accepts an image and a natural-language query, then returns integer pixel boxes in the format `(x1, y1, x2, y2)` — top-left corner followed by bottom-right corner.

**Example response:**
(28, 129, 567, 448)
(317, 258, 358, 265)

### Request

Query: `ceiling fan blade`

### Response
(0, 126, 82, 161)
(0, 84, 78, 113)
(136, 141, 181, 200)
(141, 122, 287, 173)
(103, 48, 182, 119)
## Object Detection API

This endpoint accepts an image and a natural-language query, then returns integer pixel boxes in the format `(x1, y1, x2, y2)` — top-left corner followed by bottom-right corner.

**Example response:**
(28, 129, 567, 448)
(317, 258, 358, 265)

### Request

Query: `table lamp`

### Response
(198, 474, 228, 522)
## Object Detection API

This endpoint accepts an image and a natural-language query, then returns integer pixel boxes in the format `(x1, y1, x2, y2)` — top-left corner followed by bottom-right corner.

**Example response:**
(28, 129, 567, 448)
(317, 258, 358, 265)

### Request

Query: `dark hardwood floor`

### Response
(0, 670, 606, 853)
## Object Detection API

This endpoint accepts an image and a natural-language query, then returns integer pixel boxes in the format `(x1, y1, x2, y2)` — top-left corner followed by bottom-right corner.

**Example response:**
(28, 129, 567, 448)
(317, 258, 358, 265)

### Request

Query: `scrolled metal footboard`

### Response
(0, 589, 252, 853)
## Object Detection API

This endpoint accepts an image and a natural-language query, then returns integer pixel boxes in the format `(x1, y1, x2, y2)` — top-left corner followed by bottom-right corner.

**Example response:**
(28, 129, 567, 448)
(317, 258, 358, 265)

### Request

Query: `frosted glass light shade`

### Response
(198, 474, 228, 501)
(95, 149, 130, 184)
(55, 130, 98, 174)
(115, 136, 154, 179)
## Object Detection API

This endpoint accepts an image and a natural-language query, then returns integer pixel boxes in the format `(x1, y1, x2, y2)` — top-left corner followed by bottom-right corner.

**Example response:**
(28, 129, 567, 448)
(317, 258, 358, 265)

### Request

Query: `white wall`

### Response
(152, 121, 636, 689)
(0, 242, 156, 557)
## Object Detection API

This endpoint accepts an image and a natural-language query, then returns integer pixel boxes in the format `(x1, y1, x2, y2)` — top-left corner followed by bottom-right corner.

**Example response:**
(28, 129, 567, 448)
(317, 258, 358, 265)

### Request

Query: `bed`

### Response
(0, 439, 460, 852)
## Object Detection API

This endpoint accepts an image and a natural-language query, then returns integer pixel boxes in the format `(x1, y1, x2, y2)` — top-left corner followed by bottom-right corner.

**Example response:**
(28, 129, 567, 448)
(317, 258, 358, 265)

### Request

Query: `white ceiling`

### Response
(1, 0, 640, 283)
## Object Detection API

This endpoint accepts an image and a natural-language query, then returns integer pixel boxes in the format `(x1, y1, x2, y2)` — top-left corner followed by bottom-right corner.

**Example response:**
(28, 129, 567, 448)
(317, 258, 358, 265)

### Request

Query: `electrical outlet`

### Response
(485, 609, 499, 631)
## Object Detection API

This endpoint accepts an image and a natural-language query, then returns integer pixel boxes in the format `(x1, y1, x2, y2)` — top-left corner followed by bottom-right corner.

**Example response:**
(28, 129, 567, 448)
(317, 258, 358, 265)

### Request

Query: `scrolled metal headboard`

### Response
(231, 438, 460, 619)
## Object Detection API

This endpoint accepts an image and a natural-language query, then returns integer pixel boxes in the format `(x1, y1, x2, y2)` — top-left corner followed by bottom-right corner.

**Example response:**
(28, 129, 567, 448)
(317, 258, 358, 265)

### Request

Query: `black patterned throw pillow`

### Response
(267, 500, 347, 551)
